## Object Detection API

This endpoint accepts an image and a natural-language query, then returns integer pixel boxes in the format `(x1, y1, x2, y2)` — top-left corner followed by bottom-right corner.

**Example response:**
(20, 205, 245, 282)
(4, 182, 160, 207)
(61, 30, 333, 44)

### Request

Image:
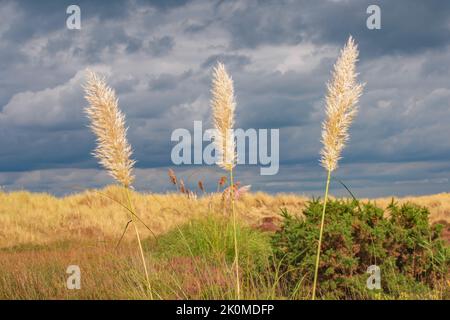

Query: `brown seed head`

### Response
(168, 169, 177, 185)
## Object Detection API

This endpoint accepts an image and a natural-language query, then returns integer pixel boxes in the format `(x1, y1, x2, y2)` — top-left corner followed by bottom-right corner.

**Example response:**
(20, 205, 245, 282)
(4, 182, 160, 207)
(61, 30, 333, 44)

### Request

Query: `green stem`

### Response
(312, 170, 331, 300)
(125, 187, 153, 299)
(230, 167, 240, 299)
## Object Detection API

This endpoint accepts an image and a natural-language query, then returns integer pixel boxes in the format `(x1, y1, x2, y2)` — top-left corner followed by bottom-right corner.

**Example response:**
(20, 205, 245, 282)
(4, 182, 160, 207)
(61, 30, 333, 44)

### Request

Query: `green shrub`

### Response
(271, 199, 449, 299)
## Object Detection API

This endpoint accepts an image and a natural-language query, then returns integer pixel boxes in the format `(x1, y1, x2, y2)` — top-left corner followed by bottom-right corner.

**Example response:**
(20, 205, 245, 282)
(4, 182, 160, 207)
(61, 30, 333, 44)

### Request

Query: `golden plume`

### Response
(320, 36, 364, 172)
(211, 62, 236, 171)
(83, 70, 135, 187)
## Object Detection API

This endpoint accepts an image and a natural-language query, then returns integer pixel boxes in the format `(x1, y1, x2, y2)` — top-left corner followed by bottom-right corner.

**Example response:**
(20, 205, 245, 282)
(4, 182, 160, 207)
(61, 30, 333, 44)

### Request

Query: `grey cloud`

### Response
(146, 36, 175, 56)
(1, 0, 191, 43)
(216, 0, 450, 57)
(201, 53, 251, 69)
(148, 70, 193, 91)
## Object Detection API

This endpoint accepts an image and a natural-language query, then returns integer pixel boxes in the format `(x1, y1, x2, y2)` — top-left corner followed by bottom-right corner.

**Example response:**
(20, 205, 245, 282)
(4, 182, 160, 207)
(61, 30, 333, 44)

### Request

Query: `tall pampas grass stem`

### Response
(84, 70, 153, 298)
(312, 36, 364, 300)
(211, 62, 240, 299)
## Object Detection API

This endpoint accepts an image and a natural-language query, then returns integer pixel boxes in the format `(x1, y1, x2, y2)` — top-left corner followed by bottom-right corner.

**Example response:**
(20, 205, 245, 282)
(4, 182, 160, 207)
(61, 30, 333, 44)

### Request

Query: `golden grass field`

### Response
(1, 186, 449, 248)
(0, 186, 449, 299)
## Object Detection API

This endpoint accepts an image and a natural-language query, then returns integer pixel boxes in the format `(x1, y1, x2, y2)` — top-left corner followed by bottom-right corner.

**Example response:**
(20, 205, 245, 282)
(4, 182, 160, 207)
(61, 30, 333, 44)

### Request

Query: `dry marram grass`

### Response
(0, 187, 448, 248)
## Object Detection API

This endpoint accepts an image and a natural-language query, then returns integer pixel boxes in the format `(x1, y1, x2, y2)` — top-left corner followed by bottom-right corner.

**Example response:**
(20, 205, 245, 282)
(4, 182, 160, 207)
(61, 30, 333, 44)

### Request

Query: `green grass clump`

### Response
(271, 199, 449, 299)
(149, 216, 272, 268)
(144, 216, 281, 299)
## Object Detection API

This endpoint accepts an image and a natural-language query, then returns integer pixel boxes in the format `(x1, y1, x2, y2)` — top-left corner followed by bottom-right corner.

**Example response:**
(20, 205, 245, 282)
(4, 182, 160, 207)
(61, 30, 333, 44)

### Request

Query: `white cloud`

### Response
(1, 71, 84, 129)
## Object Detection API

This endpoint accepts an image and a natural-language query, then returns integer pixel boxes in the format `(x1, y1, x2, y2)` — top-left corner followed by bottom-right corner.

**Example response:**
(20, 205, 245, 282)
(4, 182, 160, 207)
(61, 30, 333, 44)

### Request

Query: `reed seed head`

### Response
(179, 179, 186, 194)
(219, 176, 227, 187)
(211, 62, 236, 171)
(83, 70, 135, 187)
(198, 180, 205, 193)
(168, 169, 177, 185)
(320, 36, 364, 172)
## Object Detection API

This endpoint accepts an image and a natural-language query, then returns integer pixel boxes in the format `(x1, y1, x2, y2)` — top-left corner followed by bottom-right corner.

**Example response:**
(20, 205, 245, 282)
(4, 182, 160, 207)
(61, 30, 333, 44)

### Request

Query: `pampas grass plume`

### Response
(211, 62, 236, 171)
(320, 36, 364, 172)
(83, 70, 135, 187)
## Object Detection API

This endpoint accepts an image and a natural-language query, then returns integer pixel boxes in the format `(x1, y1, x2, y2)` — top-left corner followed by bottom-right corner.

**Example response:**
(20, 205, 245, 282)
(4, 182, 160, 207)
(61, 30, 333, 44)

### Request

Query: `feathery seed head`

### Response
(83, 70, 135, 187)
(320, 36, 364, 172)
(211, 62, 236, 171)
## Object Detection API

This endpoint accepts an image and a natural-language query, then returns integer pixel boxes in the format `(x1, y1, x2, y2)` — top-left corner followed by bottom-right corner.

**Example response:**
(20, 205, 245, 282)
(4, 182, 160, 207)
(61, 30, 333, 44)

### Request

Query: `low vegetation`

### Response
(272, 199, 449, 299)
(0, 188, 448, 299)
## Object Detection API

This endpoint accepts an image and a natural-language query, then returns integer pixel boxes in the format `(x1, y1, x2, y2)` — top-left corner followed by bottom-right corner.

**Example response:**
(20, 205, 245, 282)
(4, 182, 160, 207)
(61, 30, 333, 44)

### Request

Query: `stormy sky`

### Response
(0, 0, 449, 197)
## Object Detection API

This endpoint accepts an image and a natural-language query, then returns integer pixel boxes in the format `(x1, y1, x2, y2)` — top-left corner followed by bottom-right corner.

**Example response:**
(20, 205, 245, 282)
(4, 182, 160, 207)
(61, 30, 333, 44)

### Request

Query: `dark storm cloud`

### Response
(2, 0, 191, 41)
(218, 0, 450, 56)
(306, 0, 450, 56)
(0, 0, 449, 196)
(1, 0, 130, 42)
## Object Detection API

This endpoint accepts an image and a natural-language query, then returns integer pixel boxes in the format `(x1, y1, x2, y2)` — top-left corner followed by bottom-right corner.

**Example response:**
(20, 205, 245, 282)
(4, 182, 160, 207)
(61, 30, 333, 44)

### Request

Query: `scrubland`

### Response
(0, 187, 448, 299)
